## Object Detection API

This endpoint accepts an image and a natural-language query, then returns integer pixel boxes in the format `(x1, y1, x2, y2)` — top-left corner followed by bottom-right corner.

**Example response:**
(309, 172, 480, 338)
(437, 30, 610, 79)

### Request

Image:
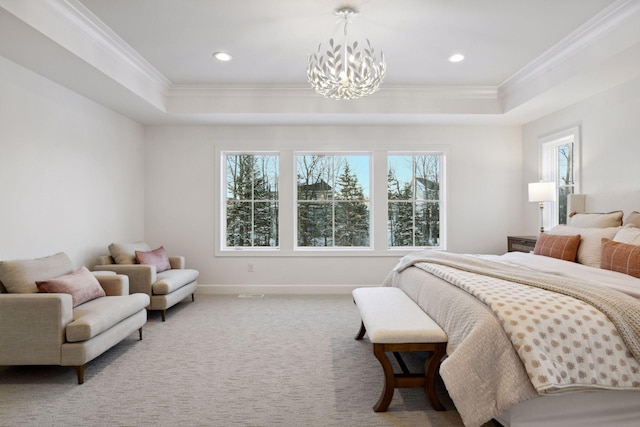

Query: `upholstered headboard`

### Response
(568, 191, 640, 221)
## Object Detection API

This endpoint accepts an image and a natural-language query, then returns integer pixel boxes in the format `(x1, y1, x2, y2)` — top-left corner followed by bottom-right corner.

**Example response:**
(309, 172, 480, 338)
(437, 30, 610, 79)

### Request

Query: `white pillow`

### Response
(613, 224, 640, 245)
(547, 225, 620, 267)
(108, 241, 151, 264)
(568, 211, 623, 228)
(624, 211, 640, 228)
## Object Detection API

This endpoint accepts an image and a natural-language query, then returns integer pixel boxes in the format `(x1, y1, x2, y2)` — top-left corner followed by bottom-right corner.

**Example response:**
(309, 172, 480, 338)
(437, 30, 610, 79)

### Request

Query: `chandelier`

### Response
(307, 7, 386, 100)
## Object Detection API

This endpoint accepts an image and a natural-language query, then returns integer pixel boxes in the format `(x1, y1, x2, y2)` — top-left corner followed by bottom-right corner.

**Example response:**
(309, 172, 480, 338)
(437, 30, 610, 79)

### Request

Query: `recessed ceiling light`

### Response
(213, 51, 233, 62)
(448, 53, 465, 63)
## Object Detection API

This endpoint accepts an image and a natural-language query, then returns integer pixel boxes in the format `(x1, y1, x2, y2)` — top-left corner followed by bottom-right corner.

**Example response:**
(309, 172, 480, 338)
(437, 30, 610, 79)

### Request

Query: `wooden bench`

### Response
(352, 286, 448, 412)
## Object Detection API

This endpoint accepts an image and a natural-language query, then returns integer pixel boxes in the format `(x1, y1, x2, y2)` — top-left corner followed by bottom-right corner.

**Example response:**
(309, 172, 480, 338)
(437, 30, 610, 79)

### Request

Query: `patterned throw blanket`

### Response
(395, 251, 640, 393)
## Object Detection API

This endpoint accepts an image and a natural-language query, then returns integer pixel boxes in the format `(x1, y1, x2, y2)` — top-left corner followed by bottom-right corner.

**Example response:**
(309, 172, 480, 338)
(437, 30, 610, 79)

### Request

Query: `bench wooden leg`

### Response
(373, 343, 396, 412)
(424, 343, 446, 411)
(393, 351, 410, 374)
(371, 342, 446, 412)
(355, 321, 366, 340)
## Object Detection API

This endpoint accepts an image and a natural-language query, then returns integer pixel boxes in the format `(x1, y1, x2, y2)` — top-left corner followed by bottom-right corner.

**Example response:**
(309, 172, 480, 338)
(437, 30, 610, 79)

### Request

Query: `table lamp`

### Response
(528, 182, 556, 233)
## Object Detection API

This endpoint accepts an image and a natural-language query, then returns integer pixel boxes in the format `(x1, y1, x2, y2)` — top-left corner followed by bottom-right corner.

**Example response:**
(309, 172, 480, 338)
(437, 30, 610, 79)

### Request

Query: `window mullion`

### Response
(252, 161, 257, 247)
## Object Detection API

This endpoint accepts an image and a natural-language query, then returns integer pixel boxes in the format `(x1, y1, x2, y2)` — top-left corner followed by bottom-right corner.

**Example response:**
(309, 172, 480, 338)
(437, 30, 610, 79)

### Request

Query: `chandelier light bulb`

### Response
(307, 7, 386, 100)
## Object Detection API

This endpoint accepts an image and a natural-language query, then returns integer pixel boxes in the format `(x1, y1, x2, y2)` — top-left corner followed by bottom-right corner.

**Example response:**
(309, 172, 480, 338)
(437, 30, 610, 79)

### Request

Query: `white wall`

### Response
(0, 56, 145, 268)
(4, 43, 638, 291)
(522, 76, 640, 234)
(0, 52, 522, 292)
(144, 124, 522, 289)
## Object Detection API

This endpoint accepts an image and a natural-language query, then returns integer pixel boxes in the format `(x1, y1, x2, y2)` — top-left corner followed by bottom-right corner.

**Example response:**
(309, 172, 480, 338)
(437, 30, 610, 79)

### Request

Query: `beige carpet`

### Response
(0, 294, 489, 427)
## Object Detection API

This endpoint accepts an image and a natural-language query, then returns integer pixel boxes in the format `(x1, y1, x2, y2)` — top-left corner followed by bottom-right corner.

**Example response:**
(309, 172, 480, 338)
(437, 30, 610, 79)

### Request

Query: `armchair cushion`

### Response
(153, 269, 200, 295)
(108, 241, 150, 264)
(66, 293, 150, 342)
(36, 266, 106, 307)
(136, 246, 171, 273)
(0, 252, 74, 293)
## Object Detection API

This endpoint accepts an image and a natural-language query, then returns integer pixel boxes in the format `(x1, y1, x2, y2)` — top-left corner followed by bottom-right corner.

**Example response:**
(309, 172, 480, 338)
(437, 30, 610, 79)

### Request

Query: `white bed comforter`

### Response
(383, 251, 640, 427)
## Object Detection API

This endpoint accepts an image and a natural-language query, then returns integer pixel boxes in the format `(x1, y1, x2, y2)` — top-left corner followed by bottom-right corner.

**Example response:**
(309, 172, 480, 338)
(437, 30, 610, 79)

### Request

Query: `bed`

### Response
(382, 193, 640, 427)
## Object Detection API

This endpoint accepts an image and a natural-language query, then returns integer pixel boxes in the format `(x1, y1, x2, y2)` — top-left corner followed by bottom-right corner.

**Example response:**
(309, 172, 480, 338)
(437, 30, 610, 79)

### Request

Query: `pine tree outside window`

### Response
(224, 153, 279, 248)
(387, 153, 442, 248)
(296, 154, 370, 248)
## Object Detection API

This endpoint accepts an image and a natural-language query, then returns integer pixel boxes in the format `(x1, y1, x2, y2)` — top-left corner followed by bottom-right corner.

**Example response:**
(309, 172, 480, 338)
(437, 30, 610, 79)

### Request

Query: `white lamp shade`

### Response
(528, 182, 556, 202)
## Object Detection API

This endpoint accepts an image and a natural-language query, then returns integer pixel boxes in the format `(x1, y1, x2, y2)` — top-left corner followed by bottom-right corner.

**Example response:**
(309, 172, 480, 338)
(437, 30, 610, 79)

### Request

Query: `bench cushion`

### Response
(353, 287, 447, 344)
(66, 293, 150, 342)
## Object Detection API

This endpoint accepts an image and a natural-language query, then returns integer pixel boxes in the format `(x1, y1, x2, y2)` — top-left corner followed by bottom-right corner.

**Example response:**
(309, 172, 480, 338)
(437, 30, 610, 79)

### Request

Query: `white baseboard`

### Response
(196, 284, 380, 295)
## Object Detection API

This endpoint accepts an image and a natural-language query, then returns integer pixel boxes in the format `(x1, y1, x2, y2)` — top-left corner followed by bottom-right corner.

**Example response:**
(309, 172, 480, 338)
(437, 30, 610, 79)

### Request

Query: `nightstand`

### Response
(507, 235, 537, 253)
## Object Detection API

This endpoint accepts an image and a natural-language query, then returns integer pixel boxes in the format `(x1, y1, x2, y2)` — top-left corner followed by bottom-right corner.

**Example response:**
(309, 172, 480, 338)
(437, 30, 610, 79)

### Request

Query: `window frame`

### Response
(387, 152, 445, 250)
(294, 152, 373, 251)
(221, 151, 281, 251)
(216, 147, 448, 257)
(539, 126, 581, 229)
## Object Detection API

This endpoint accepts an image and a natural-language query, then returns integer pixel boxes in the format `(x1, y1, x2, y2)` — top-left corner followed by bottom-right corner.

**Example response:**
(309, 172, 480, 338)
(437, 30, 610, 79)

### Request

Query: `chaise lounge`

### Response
(0, 252, 150, 384)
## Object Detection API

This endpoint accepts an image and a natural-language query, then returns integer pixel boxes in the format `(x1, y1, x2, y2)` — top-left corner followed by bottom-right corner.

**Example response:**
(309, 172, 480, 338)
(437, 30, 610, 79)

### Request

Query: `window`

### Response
(219, 148, 447, 254)
(540, 127, 580, 227)
(224, 153, 279, 248)
(296, 154, 370, 248)
(387, 154, 442, 248)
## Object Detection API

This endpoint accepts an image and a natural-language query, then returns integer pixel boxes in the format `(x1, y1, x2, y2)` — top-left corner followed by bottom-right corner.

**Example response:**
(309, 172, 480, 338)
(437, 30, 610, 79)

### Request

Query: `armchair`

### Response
(0, 252, 150, 383)
(94, 242, 198, 321)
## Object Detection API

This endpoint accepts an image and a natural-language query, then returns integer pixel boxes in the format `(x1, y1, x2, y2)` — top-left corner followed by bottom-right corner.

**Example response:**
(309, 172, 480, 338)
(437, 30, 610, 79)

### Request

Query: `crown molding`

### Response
(165, 84, 502, 116)
(499, 0, 640, 96)
(168, 84, 498, 99)
(43, 0, 634, 108)
(53, 0, 171, 89)
(0, 0, 171, 98)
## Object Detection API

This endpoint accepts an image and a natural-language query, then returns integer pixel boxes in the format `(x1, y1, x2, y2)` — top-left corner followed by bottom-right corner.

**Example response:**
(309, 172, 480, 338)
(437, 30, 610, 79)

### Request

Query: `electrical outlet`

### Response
(247, 263, 254, 272)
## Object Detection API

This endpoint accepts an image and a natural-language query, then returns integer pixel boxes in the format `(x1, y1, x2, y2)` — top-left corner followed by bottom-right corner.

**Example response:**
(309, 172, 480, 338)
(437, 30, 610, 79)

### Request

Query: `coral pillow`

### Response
(36, 266, 106, 307)
(600, 239, 640, 279)
(533, 233, 581, 262)
(135, 246, 171, 273)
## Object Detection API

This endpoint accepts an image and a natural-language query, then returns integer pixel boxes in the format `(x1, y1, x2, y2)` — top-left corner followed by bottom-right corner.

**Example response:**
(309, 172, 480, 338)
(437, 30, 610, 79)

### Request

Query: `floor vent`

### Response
(237, 293, 264, 298)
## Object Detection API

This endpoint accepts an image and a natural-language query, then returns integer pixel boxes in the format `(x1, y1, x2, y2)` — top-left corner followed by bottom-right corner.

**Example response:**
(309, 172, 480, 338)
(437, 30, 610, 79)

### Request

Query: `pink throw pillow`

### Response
(135, 246, 171, 273)
(36, 266, 106, 307)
